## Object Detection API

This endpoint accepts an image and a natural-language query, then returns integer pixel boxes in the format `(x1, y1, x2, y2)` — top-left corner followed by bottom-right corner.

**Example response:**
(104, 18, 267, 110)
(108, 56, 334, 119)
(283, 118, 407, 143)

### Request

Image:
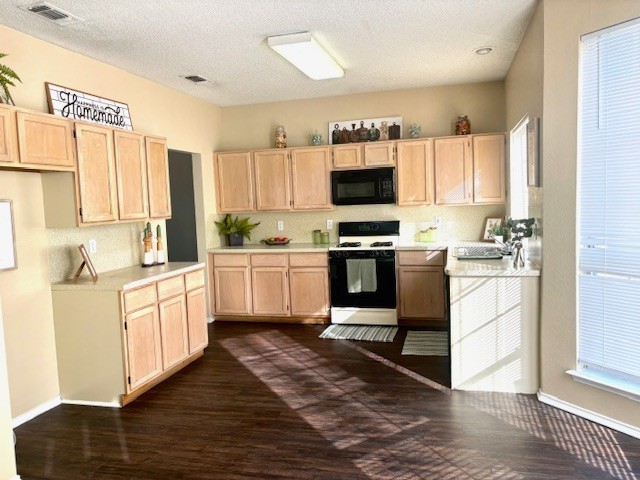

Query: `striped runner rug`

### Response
(401, 331, 449, 356)
(319, 324, 398, 342)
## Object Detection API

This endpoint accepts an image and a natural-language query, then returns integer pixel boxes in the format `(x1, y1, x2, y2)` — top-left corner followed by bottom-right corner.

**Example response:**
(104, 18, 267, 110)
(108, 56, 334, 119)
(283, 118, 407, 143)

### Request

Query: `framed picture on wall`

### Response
(0, 200, 17, 272)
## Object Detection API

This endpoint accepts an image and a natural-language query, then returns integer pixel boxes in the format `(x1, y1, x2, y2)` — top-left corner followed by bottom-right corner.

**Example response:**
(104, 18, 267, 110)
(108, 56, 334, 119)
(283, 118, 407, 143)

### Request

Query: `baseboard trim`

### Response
(538, 390, 640, 440)
(12, 395, 61, 428)
(61, 399, 120, 408)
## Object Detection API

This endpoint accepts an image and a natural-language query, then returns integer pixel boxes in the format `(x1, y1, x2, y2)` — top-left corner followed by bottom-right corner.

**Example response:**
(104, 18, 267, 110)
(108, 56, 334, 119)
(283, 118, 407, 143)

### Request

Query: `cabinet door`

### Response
(158, 295, 189, 370)
(16, 111, 75, 168)
(146, 136, 172, 218)
(215, 151, 254, 212)
(332, 144, 362, 169)
(364, 141, 395, 166)
(186, 287, 208, 354)
(472, 134, 506, 204)
(125, 305, 163, 391)
(0, 105, 17, 163)
(251, 267, 289, 316)
(75, 123, 119, 223)
(114, 131, 149, 220)
(289, 268, 329, 316)
(434, 137, 472, 205)
(397, 140, 433, 206)
(290, 147, 332, 210)
(253, 149, 291, 211)
(214, 267, 252, 314)
(398, 267, 445, 319)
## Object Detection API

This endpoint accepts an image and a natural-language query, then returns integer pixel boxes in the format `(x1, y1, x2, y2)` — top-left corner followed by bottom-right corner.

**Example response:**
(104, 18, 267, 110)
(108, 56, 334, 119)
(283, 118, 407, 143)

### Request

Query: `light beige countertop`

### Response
(207, 243, 332, 254)
(445, 254, 540, 277)
(52, 262, 205, 292)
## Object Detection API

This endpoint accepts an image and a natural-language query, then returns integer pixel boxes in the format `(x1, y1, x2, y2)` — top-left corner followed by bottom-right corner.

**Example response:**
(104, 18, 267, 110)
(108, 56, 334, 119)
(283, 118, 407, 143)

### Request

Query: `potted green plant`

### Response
(488, 221, 511, 245)
(0, 53, 21, 105)
(214, 214, 260, 247)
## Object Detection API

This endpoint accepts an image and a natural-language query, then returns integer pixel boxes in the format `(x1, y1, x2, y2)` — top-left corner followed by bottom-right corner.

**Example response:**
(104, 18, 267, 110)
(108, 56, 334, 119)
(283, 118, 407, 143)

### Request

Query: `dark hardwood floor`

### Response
(15, 322, 640, 479)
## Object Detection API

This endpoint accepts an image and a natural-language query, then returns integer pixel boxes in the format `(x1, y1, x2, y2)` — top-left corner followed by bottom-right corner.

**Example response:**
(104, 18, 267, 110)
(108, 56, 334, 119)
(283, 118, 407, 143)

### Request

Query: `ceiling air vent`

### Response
(183, 75, 208, 84)
(21, 2, 83, 25)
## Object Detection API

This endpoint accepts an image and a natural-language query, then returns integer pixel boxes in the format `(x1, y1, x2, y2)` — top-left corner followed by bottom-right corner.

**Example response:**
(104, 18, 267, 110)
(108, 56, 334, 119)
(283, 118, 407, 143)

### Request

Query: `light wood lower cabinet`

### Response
(289, 267, 330, 316)
(397, 250, 447, 326)
(51, 266, 208, 407)
(125, 305, 163, 390)
(158, 295, 189, 370)
(211, 252, 329, 322)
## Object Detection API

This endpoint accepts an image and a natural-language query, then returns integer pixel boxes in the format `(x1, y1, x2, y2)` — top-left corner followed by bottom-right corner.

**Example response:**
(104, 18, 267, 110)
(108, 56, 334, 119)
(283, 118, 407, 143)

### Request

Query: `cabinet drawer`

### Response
(185, 269, 205, 291)
(290, 253, 328, 267)
(123, 285, 157, 313)
(157, 275, 185, 300)
(212, 254, 249, 267)
(398, 250, 445, 266)
(251, 254, 288, 267)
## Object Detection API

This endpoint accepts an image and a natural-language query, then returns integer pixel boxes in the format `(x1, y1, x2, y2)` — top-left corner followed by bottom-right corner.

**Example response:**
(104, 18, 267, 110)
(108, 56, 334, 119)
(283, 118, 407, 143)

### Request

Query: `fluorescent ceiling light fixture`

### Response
(268, 32, 344, 80)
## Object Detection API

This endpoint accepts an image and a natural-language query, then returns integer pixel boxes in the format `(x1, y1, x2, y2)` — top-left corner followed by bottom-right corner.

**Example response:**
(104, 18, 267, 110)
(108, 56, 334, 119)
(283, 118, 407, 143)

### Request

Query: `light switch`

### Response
(277, 220, 284, 231)
(327, 220, 333, 230)
(88, 238, 97, 254)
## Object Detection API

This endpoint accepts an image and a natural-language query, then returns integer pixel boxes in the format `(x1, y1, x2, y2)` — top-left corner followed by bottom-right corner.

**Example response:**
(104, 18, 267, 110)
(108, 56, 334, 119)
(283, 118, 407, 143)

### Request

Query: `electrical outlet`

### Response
(327, 220, 333, 230)
(277, 220, 284, 231)
(434, 216, 442, 228)
(88, 238, 97, 254)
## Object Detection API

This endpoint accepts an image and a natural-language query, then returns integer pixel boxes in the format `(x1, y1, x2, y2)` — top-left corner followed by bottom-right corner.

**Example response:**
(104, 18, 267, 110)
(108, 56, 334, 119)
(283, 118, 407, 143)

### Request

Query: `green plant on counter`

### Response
(0, 53, 21, 105)
(214, 214, 260, 240)
(489, 221, 511, 237)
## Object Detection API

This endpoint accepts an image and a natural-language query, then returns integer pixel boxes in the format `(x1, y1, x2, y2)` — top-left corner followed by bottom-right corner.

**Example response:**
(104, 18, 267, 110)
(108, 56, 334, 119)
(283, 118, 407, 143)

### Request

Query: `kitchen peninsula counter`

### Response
(52, 262, 205, 292)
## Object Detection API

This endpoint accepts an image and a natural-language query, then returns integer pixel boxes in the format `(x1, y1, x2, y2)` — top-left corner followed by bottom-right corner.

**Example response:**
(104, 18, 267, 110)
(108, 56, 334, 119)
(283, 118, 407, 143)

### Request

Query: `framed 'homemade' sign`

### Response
(45, 82, 133, 130)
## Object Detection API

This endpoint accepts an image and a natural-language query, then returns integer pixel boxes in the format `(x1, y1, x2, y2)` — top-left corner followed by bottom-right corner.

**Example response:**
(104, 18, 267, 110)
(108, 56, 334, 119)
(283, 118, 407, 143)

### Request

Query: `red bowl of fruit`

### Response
(261, 237, 291, 246)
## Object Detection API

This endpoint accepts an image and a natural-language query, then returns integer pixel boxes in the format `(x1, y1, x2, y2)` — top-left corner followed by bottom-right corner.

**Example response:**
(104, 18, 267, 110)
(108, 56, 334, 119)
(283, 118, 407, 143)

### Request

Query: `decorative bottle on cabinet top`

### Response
(455, 115, 471, 135)
(275, 125, 287, 148)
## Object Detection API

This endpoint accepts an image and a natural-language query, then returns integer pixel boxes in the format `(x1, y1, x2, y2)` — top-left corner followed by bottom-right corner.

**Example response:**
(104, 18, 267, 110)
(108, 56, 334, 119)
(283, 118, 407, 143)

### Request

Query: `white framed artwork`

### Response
(0, 200, 17, 272)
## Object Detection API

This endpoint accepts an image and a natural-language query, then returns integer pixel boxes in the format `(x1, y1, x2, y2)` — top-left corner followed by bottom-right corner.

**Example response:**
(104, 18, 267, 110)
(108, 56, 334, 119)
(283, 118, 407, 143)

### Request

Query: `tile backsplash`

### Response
(210, 204, 506, 247)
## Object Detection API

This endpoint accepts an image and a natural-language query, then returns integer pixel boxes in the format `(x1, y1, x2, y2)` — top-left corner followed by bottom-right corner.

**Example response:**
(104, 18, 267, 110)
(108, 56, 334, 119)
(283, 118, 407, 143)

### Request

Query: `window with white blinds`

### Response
(578, 17, 640, 387)
(510, 117, 529, 219)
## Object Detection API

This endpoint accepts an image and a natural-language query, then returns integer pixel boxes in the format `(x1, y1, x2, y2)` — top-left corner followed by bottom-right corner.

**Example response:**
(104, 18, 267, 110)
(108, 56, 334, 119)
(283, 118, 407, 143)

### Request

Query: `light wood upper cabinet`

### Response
(253, 149, 291, 211)
(124, 305, 163, 391)
(332, 144, 362, 169)
(364, 141, 395, 166)
(290, 146, 332, 210)
(114, 131, 149, 220)
(75, 123, 119, 223)
(434, 137, 472, 205)
(251, 267, 289, 316)
(145, 136, 171, 219)
(158, 294, 189, 370)
(397, 139, 433, 206)
(215, 151, 254, 213)
(186, 287, 208, 354)
(0, 105, 18, 164)
(16, 111, 75, 169)
(289, 267, 329, 316)
(472, 134, 506, 204)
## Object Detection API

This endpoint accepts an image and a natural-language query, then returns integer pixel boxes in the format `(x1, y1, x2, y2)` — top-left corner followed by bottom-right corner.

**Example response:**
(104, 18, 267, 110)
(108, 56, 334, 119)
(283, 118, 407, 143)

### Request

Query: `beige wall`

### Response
(541, 0, 640, 427)
(0, 24, 221, 416)
(0, 172, 60, 418)
(505, 1, 543, 264)
(218, 81, 506, 243)
(0, 299, 18, 480)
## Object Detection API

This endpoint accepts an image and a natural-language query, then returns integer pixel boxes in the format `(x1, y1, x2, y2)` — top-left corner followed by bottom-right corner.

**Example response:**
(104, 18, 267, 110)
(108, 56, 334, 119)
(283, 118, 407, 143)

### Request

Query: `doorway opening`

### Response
(166, 150, 198, 262)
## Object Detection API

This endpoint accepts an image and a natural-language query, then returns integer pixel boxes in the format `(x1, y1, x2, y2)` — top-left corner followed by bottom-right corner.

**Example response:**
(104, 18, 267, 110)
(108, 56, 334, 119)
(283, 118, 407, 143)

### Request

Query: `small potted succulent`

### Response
(215, 214, 260, 247)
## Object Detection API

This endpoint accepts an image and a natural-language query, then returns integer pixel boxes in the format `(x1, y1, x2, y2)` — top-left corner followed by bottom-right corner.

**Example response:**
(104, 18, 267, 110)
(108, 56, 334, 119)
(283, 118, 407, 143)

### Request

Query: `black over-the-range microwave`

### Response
(331, 167, 396, 205)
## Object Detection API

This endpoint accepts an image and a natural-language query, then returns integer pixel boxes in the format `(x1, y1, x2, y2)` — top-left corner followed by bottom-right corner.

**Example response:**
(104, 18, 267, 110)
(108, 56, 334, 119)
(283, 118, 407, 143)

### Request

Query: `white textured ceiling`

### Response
(0, 0, 537, 106)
